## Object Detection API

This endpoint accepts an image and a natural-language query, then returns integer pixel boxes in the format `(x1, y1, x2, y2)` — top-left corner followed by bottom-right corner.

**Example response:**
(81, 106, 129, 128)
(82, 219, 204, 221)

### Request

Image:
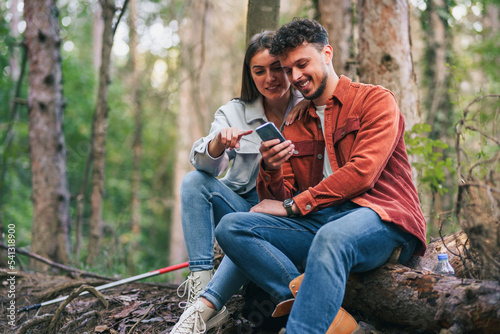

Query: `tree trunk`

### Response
(86, 0, 116, 266)
(170, 0, 248, 282)
(170, 0, 211, 282)
(343, 231, 500, 333)
(358, 0, 420, 130)
(246, 0, 280, 44)
(25, 0, 71, 268)
(317, 0, 354, 77)
(129, 0, 142, 237)
(424, 0, 450, 135)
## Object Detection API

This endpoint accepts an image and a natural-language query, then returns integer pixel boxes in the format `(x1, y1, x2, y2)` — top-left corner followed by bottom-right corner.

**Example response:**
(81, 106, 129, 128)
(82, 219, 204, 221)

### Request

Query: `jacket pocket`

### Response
(290, 140, 315, 157)
(332, 118, 360, 167)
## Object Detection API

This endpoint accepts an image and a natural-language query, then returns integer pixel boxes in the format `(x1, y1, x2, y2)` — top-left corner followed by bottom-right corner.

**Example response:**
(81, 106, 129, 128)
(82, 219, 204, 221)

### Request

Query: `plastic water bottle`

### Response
(434, 253, 455, 276)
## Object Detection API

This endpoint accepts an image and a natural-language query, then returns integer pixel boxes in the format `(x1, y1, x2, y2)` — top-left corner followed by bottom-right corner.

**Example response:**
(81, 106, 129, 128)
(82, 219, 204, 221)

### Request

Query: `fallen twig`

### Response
(127, 304, 154, 334)
(15, 313, 53, 334)
(48, 285, 108, 333)
(0, 243, 115, 281)
(59, 310, 100, 333)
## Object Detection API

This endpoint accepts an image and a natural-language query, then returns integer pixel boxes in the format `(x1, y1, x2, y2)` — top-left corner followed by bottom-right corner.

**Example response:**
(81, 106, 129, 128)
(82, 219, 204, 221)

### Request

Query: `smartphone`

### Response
(256, 122, 286, 143)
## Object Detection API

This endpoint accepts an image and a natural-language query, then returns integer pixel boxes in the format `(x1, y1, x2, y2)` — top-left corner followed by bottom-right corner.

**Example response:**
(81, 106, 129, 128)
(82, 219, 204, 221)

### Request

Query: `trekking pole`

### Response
(19, 261, 189, 313)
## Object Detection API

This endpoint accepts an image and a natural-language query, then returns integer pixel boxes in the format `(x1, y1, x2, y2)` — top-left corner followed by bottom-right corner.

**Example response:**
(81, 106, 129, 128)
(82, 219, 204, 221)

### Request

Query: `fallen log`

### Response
(343, 231, 500, 333)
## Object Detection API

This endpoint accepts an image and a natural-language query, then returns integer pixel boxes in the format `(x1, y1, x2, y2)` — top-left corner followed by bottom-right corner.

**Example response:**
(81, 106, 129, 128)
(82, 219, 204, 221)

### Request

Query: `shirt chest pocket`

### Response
(332, 118, 360, 167)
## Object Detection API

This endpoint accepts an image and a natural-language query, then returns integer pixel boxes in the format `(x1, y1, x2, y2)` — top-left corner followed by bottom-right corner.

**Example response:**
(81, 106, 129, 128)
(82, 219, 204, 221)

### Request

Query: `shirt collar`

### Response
(245, 95, 267, 123)
(330, 75, 352, 106)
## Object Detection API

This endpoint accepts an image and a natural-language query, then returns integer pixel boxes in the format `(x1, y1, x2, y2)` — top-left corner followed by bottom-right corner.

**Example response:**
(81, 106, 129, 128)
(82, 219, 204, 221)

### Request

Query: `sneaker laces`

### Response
(170, 303, 207, 334)
(177, 274, 203, 308)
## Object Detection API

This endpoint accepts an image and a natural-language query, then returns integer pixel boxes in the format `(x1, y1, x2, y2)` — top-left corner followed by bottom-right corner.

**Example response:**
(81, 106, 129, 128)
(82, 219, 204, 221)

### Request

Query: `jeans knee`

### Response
(182, 171, 210, 192)
(215, 212, 247, 249)
(311, 226, 353, 264)
(214, 214, 234, 247)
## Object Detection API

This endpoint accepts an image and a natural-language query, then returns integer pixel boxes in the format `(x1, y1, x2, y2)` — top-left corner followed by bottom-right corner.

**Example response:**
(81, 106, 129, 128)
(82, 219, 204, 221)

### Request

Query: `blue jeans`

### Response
(180, 170, 259, 271)
(215, 201, 418, 334)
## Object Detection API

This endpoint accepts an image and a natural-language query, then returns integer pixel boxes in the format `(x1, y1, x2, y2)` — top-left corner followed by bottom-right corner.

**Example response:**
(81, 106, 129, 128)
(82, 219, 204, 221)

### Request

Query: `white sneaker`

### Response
(169, 300, 229, 334)
(177, 270, 214, 308)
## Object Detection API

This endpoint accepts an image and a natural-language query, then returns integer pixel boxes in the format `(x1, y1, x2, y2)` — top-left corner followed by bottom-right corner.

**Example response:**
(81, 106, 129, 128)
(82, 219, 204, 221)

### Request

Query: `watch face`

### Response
(284, 198, 294, 207)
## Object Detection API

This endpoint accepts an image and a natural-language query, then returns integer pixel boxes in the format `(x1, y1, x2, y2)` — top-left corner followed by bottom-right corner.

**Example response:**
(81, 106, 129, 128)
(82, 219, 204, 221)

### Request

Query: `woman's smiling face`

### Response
(250, 49, 290, 101)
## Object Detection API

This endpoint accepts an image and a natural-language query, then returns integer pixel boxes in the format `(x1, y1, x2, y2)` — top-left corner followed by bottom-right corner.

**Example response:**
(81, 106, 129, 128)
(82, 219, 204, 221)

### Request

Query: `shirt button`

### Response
(294, 150, 299, 155)
(265, 176, 269, 181)
(306, 204, 312, 210)
(317, 123, 322, 129)
(317, 154, 323, 160)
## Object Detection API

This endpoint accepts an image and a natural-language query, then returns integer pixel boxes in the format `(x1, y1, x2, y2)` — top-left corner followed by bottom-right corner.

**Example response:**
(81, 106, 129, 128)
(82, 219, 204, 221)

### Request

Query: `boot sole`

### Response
(206, 306, 229, 331)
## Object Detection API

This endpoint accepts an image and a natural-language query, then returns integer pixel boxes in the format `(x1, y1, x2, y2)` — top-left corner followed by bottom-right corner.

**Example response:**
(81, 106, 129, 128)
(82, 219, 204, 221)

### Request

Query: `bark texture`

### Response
(129, 0, 142, 236)
(25, 0, 71, 267)
(87, 0, 116, 265)
(358, 0, 420, 130)
(246, 0, 280, 44)
(317, 0, 354, 77)
(343, 231, 500, 333)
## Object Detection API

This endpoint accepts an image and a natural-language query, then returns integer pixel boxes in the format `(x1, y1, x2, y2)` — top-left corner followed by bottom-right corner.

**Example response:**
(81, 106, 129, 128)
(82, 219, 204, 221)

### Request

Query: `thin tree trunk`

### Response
(317, 0, 353, 77)
(420, 0, 453, 229)
(86, 0, 117, 266)
(129, 0, 142, 236)
(170, 0, 211, 282)
(93, 4, 104, 72)
(358, 0, 420, 131)
(25, 0, 71, 268)
(425, 0, 448, 131)
(74, 0, 105, 261)
(246, 0, 280, 44)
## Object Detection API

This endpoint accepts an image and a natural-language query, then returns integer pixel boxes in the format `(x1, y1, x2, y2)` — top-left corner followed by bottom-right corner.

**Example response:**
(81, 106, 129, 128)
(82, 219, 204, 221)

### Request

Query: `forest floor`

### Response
(0, 268, 409, 334)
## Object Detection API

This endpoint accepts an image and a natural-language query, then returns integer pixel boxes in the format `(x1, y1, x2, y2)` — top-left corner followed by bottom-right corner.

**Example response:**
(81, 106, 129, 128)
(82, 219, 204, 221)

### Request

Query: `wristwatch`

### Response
(283, 198, 297, 217)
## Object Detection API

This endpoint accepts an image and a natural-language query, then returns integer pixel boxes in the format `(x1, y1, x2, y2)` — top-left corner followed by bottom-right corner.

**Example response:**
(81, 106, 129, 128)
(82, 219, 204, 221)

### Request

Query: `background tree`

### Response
(358, 0, 420, 130)
(169, 0, 248, 282)
(24, 0, 71, 267)
(316, 0, 354, 78)
(128, 0, 143, 254)
(246, 0, 280, 43)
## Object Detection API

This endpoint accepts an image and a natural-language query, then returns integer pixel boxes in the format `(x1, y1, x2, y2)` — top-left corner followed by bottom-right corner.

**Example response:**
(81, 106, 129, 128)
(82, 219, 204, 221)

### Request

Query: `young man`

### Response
(215, 18, 427, 333)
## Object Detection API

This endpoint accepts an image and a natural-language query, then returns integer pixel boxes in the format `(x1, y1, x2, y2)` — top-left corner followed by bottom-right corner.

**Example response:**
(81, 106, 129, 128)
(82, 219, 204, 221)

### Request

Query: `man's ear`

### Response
(323, 45, 333, 64)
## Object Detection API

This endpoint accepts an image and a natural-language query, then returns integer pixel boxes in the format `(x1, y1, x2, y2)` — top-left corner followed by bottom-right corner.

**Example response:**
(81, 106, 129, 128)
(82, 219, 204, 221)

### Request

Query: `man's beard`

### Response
(304, 68, 328, 101)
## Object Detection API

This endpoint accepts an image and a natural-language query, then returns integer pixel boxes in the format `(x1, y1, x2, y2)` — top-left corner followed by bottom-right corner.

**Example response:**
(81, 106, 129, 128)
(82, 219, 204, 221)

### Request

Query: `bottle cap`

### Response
(438, 253, 448, 260)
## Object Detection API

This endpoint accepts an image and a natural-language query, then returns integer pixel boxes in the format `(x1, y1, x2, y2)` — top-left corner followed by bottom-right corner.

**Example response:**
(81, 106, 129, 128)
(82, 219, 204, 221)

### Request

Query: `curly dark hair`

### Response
(270, 18, 329, 57)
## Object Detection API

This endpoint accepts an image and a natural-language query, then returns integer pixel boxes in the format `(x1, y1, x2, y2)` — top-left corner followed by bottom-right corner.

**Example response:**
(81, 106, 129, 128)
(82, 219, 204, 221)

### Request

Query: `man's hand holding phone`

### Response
(256, 122, 295, 170)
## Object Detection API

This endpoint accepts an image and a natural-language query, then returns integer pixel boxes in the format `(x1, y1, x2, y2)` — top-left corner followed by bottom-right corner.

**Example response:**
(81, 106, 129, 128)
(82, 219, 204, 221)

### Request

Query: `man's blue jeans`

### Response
(215, 201, 418, 334)
(180, 170, 259, 271)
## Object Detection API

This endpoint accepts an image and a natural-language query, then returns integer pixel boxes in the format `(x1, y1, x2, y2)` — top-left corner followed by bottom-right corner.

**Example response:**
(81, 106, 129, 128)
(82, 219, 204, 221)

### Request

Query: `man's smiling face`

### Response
(278, 42, 332, 105)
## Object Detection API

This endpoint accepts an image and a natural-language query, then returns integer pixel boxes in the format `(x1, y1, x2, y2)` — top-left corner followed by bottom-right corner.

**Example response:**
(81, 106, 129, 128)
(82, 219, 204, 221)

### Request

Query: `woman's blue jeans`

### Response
(180, 170, 259, 271)
(215, 201, 418, 334)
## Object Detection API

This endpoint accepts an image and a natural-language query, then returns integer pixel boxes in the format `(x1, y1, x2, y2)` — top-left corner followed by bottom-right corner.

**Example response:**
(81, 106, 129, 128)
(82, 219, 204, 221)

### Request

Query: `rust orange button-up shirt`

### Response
(257, 76, 427, 255)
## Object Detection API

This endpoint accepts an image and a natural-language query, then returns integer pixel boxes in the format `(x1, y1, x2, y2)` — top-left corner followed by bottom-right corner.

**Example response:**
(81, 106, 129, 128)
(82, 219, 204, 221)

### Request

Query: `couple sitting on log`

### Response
(170, 17, 426, 334)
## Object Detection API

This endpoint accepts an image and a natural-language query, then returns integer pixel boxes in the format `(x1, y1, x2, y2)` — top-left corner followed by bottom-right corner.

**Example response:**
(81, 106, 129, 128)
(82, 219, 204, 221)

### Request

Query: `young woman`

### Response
(172, 31, 305, 333)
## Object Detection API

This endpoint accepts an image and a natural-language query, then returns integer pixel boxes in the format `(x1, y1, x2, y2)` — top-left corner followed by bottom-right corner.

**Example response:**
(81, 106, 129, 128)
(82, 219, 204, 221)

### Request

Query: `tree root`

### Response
(59, 310, 99, 333)
(47, 285, 109, 333)
(15, 314, 53, 334)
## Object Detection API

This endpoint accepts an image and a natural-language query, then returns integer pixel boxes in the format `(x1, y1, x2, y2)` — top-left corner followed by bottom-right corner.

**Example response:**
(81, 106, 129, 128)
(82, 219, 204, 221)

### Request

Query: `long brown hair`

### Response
(239, 31, 276, 103)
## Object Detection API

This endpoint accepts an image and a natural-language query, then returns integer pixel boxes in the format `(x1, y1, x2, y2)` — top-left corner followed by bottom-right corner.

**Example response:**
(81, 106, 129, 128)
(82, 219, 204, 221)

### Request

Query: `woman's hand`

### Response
(209, 128, 253, 157)
(260, 139, 295, 170)
(285, 99, 310, 125)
